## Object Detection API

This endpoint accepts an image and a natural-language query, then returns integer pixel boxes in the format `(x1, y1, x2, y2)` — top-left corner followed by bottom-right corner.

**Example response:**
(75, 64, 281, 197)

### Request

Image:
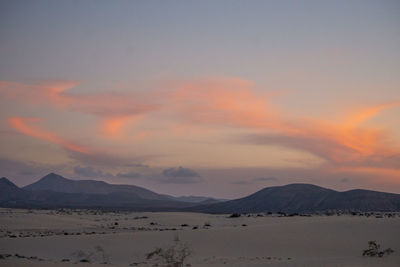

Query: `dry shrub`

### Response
(72, 245, 110, 264)
(362, 241, 394, 257)
(146, 234, 192, 267)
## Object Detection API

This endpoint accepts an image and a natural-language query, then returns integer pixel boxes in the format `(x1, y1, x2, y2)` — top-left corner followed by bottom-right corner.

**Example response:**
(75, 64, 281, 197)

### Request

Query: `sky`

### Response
(0, 0, 399, 198)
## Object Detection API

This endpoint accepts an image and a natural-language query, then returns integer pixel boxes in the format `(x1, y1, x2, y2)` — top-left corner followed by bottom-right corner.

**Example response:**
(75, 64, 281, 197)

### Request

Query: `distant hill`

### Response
(1, 173, 196, 210)
(2, 175, 400, 212)
(0, 177, 28, 202)
(23, 173, 170, 201)
(188, 184, 400, 213)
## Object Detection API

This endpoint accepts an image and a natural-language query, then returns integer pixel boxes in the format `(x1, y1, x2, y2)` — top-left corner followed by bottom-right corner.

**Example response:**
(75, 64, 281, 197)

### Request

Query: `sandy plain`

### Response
(0, 208, 399, 266)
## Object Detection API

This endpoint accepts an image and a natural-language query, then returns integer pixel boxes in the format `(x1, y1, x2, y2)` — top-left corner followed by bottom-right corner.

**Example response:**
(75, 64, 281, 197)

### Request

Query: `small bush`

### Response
(146, 234, 192, 267)
(362, 241, 394, 257)
(229, 213, 241, 218)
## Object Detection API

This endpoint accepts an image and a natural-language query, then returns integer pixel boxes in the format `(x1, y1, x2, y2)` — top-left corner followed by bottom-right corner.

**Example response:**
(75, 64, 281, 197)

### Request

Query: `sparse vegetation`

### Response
(146, 234, 192, 267)
(72, 245, 110, 264)
(362, 241, 394, 257)
(229, 213, 241, 218)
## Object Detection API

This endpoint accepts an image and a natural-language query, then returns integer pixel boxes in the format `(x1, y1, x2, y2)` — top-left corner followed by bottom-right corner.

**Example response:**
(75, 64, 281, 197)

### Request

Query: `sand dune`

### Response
(1, 208, 399, 266)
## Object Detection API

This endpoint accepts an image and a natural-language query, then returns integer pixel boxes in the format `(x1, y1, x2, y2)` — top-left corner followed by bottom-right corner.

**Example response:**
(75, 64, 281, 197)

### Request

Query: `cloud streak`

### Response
(2, 78, 400, 183)
(0, 81, 158, 138)
(9, 117, 90, 154)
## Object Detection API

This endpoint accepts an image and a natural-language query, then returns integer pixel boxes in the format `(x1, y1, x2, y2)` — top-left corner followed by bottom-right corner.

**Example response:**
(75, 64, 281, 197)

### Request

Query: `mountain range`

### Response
(188, 183, 400, 213)
(0, 173, 221, 210)
(1, 173, 400, 212)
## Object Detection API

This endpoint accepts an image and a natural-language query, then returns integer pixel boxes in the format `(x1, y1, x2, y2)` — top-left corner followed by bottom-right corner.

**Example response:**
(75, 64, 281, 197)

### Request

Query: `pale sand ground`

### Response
(0, 208, 399, 266)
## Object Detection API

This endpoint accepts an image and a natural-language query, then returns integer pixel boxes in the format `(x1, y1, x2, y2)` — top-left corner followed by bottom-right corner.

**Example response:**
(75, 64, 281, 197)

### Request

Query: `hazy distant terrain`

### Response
(0, 174, 227, 210)
(190, 183, 400, 213)
(1, 174, 400, 213)
(23, 173, 171, 200)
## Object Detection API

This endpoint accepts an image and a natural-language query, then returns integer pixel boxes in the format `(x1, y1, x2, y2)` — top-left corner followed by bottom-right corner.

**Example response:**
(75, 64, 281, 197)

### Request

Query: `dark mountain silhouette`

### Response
(23, 173, 170, 201)
(1, 174, 196, 210)
(188, 183, 400, 213)
(0, 177, 28, 202)
(0, 177, 20, 191)
(2, 175, 400, 212)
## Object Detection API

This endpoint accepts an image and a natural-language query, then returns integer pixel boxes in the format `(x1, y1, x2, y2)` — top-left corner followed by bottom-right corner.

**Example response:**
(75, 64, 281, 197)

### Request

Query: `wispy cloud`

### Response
(0, 81, 158, 138)
(8, 117, 149, 169)
(9, 117, 90, 154)
(2, 78, 400, 184)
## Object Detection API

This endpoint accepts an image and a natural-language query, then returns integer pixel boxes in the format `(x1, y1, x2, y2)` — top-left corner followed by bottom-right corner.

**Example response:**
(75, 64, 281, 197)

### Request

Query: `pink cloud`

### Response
(2, 78, 400, 182)
(9, 117, 91, 154)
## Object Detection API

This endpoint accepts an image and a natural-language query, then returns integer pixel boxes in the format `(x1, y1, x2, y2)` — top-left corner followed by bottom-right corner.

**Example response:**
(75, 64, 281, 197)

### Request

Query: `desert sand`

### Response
(0, 208, 399, 266)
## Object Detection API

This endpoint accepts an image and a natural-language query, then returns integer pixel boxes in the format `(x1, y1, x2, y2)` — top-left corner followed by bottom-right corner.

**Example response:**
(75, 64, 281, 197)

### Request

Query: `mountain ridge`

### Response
(1, 174, 400, 212)
(23, 173, 171, 201)
(188, 183, 400, 213)
(1, 174, 197, 210)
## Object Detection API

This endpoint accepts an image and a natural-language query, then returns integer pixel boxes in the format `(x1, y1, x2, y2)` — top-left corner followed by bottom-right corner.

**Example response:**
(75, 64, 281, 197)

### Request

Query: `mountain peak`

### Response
(36, 173, 71, 183)
(191, 183, 400, 213)
(23, 173, 71, 192)
(22, 174, 170, 201)
(0, 177, 15, 186)
(261, 183, 336, 193)
(0, 177, 20, 190)
(41, 173, 67, 180)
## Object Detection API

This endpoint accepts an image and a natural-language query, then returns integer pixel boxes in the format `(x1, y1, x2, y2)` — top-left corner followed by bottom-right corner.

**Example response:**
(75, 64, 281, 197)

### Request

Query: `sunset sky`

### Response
(1, 0, 399, 198)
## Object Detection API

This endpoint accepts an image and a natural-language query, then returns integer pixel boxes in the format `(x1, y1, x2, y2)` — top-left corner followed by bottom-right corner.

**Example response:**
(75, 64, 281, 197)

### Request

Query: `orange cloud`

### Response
(9, 117, 90, 154)
(2, 78, 400, 181)
(100, 116, 144, 138)
(165, 78, 400, 172)
(344, 101, 400, 128)
(0, 81, 159, 139)
(167, 77, 298, 134)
